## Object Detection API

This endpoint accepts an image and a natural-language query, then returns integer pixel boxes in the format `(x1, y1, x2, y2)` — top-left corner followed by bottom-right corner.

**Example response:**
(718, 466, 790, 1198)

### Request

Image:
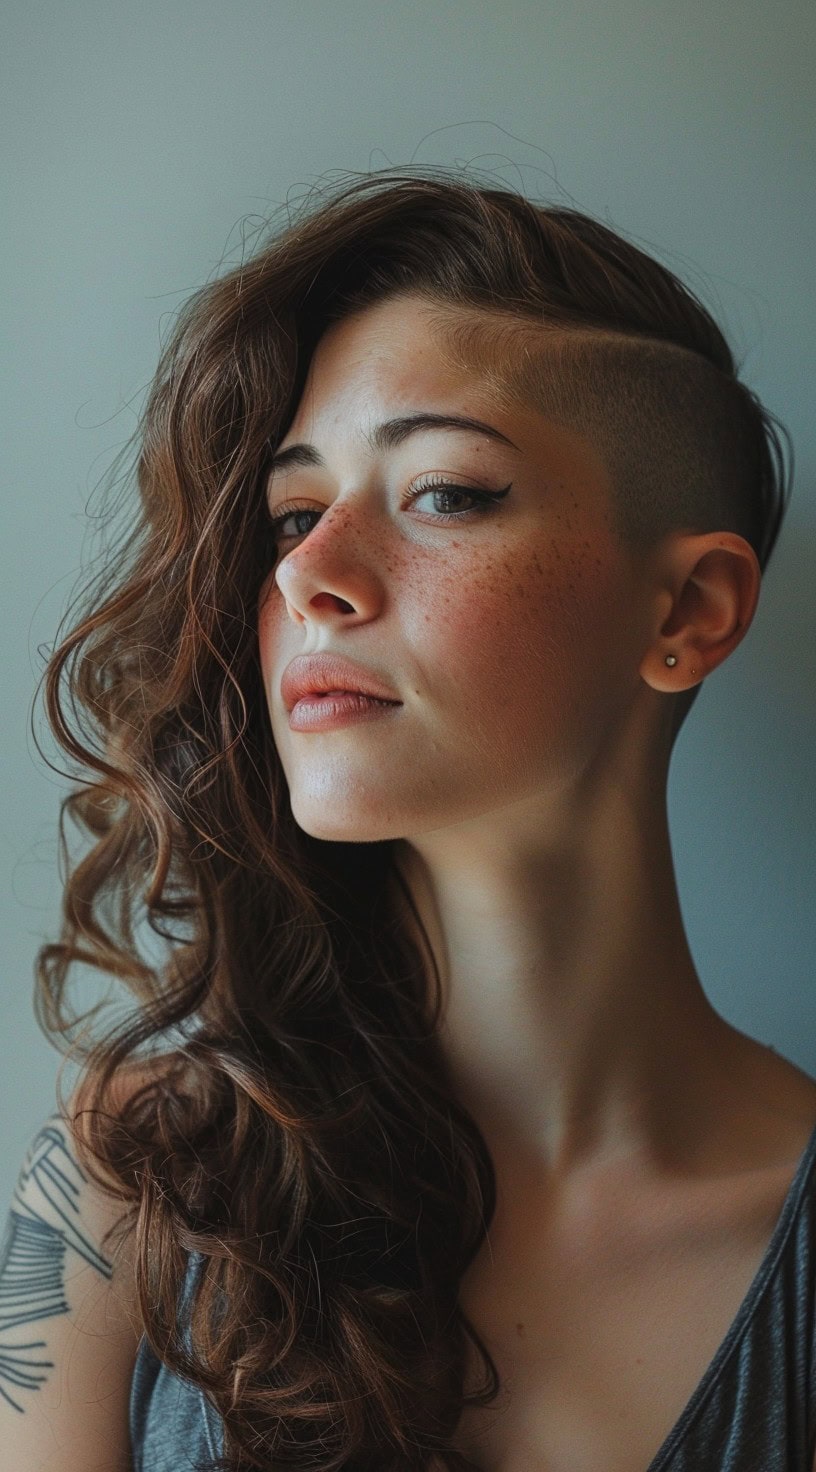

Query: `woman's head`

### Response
(108, 171, 786, 841)
(36, 168, 793, 1471)
(259, 287, 762, 849)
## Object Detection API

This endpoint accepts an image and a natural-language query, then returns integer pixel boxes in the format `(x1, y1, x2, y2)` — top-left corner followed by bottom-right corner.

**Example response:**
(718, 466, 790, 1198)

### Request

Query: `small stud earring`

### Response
(664, 654, 677, 667)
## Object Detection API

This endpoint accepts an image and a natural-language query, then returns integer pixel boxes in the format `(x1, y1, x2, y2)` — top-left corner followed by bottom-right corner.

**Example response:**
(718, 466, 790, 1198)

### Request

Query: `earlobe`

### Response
(642, 532, 760, 694)
(640, 648, 703, 693)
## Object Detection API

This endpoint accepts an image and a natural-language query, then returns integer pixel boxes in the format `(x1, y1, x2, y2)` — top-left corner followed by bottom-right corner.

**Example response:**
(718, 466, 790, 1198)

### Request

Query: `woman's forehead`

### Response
(301, 296, 604, 434)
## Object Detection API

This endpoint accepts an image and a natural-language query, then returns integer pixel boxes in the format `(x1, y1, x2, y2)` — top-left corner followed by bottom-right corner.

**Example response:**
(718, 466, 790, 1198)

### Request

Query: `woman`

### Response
(3, 168, 815, 1472)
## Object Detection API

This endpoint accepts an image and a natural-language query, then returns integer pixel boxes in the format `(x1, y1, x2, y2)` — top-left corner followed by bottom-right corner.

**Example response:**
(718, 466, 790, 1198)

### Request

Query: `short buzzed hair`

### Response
(424, 306, 767, 559)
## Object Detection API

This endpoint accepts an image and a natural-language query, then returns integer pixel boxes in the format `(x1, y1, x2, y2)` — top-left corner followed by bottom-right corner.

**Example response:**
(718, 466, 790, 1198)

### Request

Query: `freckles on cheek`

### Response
(421, 530, 622, 719)
(410, 544, 552, 706)
(408, 543, 510, 648)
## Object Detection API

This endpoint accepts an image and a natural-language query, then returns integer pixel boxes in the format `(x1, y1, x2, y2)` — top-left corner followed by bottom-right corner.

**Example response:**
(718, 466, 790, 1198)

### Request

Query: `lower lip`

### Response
(288, 691, 402, 731)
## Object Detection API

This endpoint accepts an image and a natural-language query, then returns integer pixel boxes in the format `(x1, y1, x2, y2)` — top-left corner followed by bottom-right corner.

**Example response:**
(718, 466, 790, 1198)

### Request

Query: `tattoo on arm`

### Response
(0, 1117, 113, 1412)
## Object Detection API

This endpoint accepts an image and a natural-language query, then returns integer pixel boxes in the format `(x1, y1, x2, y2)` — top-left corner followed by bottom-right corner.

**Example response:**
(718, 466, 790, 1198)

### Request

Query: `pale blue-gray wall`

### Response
(2, 0, 815, 1201)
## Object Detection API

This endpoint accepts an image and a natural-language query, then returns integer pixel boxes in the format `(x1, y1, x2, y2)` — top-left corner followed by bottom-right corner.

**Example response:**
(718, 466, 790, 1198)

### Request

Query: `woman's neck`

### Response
(391, 769, 747, 1186)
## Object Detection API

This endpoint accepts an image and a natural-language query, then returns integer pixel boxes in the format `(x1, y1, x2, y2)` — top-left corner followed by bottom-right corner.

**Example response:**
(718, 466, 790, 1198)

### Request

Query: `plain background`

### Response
(2, 0, 815, 1205)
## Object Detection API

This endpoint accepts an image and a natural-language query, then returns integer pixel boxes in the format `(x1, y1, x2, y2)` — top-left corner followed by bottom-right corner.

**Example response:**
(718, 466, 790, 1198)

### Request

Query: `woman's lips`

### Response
(288, 690, 402, 732)
(281, 653, 400, 711)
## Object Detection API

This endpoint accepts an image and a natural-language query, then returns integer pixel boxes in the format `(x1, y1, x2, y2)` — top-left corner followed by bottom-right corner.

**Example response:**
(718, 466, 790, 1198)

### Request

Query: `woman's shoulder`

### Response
(0, 1080, 152, 1470)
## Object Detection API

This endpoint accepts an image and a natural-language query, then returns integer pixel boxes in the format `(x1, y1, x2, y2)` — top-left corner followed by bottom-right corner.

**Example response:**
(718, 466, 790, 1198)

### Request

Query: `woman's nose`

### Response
(272, 508, 387, 628)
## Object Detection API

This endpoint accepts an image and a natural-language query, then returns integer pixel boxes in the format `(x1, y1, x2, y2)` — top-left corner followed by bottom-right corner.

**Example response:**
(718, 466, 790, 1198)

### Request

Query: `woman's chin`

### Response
(289, 797, 404, 846)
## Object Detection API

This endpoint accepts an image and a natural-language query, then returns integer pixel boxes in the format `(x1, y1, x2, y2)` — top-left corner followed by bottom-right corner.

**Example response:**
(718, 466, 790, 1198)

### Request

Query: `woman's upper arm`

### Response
(0, 1109, 143, 1471)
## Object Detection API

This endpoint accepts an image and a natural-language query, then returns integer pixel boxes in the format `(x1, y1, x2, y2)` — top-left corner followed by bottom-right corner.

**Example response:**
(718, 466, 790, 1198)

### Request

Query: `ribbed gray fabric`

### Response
(129, 1249, 223, 1472)
(129, 1118, 816, 1471)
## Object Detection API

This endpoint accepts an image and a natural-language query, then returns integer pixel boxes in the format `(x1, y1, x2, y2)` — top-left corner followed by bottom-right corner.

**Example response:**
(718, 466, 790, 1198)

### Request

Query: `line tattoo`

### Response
(0, 1117, 113, 1412)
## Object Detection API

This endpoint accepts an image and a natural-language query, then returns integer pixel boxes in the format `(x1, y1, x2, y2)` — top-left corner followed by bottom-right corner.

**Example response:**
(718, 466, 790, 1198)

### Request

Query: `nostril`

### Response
(310, 593, 355, 613)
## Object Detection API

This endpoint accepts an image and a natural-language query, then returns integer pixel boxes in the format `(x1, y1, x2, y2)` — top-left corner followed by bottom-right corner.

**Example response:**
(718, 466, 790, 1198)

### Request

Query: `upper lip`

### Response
(281, 653, 402, 712)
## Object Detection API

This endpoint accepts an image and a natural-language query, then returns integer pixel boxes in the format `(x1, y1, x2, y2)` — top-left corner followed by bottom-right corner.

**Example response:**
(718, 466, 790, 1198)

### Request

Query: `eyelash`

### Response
(264, 473, 513, 544)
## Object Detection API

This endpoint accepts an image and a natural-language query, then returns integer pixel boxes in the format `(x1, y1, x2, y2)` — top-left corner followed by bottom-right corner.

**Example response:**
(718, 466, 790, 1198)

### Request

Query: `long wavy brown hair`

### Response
(33, 167, 793, 1471)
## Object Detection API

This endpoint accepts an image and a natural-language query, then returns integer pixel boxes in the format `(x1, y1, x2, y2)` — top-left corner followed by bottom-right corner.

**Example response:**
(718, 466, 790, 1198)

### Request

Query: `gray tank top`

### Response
(129, 1117, 816, 1471)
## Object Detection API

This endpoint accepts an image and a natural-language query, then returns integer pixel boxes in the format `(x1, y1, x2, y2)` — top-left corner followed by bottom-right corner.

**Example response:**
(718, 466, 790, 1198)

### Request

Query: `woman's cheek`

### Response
(256, 583, 278, 691)
(425, 531, 626, 764)
(432, 534, 598, 681)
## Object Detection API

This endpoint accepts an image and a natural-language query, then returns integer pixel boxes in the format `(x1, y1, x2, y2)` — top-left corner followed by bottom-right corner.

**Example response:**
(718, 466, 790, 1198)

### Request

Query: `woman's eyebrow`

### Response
(266, 411, 520, 479)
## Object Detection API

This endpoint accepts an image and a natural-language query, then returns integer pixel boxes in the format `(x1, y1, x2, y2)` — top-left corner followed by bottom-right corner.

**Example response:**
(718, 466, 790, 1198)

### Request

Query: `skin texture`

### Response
(258, 290, 816, 1465)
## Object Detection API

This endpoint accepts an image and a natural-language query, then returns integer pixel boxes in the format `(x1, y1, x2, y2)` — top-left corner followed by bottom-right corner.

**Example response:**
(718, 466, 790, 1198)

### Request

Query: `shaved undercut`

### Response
(423, 304, 763, 561)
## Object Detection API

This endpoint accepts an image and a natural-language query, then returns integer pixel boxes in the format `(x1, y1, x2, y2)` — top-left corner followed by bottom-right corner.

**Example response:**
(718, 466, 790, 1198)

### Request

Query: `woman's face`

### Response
(257, 292, 651, 843)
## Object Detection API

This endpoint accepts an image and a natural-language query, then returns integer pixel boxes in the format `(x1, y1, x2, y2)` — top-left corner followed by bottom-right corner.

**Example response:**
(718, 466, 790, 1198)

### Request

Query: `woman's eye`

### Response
(409, 483, 489, 516)
(267, 506, 321, 540)
(265, 478, 512, 544)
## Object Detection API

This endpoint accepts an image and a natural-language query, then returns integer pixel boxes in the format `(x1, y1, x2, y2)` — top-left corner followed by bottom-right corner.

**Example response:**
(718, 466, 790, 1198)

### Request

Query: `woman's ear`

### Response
(639, 531, 762, 693)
